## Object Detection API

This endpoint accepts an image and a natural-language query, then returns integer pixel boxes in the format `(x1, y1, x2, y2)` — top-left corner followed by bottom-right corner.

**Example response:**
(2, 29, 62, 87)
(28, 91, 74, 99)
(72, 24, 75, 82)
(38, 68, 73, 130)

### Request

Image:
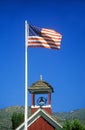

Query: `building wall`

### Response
(28, 117, 55, 130)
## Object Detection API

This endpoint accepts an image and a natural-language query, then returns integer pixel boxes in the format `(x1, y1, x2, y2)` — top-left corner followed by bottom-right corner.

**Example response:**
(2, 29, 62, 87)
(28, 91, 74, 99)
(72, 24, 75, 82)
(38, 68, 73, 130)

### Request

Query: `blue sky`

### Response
(0, 0, 85, 112)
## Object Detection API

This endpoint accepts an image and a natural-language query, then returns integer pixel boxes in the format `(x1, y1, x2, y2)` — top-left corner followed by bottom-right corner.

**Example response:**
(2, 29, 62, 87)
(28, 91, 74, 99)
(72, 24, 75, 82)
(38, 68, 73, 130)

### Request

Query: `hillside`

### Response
(0, 106, 85, 130)
(0, 106, 31, 130)
(53, 108, 85, 126)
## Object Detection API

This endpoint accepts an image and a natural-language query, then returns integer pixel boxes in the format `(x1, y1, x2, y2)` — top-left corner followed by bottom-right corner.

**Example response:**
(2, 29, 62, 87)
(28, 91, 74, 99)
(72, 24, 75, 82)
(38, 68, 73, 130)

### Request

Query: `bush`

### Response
(63, 119, 85, 130)
(11, 112, 24, 129)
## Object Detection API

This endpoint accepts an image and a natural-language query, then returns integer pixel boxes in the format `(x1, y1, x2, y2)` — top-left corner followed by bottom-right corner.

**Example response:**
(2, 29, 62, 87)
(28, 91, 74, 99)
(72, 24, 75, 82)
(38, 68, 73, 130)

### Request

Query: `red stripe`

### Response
(41, 36, 62, 41)
(28, 40, 60, 46)
(28, 44, 60, 50)
(28, 42, 60, 46)
(28, 37, 61, 44)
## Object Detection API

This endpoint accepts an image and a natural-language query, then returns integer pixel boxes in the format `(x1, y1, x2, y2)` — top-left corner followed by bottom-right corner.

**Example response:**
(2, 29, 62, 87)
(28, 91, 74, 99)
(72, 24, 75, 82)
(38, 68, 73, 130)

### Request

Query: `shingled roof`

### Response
(28, 79, 54, 94)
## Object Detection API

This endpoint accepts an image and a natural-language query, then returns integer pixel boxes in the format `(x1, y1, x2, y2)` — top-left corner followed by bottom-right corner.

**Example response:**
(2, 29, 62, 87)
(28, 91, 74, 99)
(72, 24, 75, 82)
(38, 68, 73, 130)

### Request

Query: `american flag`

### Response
(28, 24, 62, 50)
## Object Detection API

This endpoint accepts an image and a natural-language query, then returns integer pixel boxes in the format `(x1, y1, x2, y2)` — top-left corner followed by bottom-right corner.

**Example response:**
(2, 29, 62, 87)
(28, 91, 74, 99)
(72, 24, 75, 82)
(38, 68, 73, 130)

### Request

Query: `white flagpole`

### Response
(25, 20, 28, 130)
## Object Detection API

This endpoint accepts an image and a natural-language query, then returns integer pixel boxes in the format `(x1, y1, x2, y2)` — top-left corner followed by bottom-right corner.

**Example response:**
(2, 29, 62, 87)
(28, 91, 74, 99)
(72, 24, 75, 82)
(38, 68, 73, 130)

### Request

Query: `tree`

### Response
(72, 120, 85, 130)
(63, 120, 85, 130)
(63, 120, 72, 130)
(11, 112, 24, 129)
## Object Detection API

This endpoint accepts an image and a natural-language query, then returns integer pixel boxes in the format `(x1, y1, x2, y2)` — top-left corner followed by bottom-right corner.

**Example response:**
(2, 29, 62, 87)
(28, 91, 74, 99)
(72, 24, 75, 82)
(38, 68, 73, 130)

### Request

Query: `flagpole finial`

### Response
(40, 75, 42, 80)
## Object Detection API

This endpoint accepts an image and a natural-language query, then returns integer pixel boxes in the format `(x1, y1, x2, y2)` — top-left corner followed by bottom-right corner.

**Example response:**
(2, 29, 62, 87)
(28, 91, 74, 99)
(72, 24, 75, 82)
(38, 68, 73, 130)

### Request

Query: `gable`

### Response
(16, 108, 62, 130)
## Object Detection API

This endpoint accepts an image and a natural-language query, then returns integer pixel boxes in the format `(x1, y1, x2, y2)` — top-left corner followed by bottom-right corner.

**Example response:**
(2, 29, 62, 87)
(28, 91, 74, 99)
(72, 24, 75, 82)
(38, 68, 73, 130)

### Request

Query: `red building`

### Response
(16, 78, 62, 130)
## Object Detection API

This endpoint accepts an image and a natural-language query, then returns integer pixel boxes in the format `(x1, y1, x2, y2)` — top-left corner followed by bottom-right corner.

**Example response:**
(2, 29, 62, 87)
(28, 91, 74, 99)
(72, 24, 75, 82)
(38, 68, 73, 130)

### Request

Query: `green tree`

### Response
(11, 112, 24, 129)
(63, 120, 85, 130)
(63, 120, 72, 130)
(72, 120, 85, 130)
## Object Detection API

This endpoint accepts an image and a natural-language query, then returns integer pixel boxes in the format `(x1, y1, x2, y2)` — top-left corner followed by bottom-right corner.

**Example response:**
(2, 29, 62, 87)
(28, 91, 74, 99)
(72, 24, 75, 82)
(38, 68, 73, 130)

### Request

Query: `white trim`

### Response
(31, 105, 51, 108)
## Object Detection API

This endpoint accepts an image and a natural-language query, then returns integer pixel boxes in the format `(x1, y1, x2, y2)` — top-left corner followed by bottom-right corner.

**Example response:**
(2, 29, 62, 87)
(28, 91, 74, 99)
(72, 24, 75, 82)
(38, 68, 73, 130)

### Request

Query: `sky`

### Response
(0, 0, 85, 112)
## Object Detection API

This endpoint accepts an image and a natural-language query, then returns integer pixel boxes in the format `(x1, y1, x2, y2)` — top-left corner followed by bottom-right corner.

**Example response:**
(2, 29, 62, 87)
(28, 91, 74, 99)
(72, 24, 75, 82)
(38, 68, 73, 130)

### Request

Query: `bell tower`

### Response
(28, 76, 54, 115)
(17, 76, 63, 130)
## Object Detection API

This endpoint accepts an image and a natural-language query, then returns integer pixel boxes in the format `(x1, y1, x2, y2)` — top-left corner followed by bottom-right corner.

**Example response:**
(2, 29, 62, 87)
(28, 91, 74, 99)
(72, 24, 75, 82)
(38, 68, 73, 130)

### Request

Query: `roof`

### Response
(16, 108, 62, 130)
(28, 79, 54, 94)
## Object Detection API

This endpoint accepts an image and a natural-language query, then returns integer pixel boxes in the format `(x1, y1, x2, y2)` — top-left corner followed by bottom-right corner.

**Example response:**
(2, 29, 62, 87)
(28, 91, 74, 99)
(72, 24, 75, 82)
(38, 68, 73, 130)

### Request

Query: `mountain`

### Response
(53, 108, 85, 126)
(0, 106, 85, 130)
(0, 106, 31, 130)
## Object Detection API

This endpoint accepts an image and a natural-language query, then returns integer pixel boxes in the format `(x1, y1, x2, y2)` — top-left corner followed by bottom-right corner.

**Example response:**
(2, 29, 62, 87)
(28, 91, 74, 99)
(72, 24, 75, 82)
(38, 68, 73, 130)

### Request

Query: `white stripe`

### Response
(29, 36, 41, 38)
(41, 32, 62, 37)
(42, 33, 62, 38)
(42, 29, 62, 36)
(42, 28, 57, 33)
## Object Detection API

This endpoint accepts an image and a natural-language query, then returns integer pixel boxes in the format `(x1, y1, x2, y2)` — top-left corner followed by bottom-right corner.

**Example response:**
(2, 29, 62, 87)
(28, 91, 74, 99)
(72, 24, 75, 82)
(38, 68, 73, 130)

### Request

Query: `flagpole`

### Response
(25, 20, 28, 130)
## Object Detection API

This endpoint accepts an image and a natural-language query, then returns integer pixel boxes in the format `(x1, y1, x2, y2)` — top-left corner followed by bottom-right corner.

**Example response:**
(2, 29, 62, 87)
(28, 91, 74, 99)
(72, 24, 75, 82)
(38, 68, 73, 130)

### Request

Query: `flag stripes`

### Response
(28, 24, 62, 50)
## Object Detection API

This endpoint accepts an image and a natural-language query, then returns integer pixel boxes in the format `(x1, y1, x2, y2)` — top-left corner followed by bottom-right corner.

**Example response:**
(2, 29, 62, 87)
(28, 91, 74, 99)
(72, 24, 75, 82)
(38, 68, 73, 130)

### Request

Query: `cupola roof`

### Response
(28, 79, 54, 94)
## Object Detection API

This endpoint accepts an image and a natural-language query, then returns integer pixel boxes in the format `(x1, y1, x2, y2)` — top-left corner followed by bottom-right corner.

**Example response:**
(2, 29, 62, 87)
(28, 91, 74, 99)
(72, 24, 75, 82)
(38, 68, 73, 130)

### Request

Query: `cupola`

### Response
(28, 76, 54, 114)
